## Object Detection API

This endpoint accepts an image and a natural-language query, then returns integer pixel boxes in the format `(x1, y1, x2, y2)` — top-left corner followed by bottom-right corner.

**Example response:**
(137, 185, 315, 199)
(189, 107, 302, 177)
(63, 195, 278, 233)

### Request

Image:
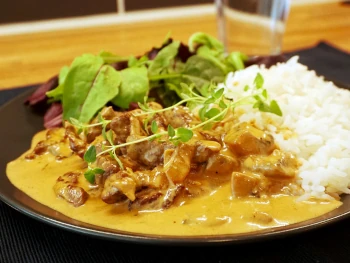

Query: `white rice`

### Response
(220, 56, 350, 200)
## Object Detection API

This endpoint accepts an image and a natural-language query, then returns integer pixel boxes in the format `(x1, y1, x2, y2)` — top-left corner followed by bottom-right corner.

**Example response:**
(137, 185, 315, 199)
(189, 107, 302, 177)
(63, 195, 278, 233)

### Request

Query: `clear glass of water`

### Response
(216, 0, 290, 55)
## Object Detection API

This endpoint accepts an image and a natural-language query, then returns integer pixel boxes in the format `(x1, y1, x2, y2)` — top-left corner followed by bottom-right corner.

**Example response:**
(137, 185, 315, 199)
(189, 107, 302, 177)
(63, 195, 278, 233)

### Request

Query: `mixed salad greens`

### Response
(28, 32, 282, 130)
(26, 32, 283, 182)
(39, 32, 249, 124)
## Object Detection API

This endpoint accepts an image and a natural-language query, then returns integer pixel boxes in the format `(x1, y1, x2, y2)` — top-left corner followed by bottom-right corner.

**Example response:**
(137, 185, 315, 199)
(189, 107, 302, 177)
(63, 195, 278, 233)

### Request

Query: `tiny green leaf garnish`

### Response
(84, 170, 96, 184)
(106, 130, 114, 145)
(214, 88, 225, 99)
(151, 120, 158, 134)
(204, 97, 216, 104)
(92, 168, 104, 174)
(176, 128, 193, 142)
(262, 89, 268, 99)
(270, 100, 283, 116)
(84, 167, 104, 184)
(168, 125, 175, 137)
(69, 117, 81, 127)
(254, 73, 264, 89)
(226, 52, 247, 70)
(253, 95, 260, 101)
(138, 102, 149, 112)
(244, 85, 249, 92)
(198, 105, 208, 121)
(204, 108, 221, 119)
(84, 145, 97, 163)
(219, 100, 227, 109)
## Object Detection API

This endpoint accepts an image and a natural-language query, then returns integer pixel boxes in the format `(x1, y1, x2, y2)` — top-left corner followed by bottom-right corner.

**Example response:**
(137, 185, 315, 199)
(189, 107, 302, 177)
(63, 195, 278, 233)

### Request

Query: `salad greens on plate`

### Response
(27, 32, 281, 129)
(26, 31, 283, 182)
(44, 32, 248, 124)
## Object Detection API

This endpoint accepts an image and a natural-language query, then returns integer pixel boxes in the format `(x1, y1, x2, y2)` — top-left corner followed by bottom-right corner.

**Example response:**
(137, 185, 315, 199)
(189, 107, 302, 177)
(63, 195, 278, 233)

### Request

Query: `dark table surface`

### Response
(0, 43, 349, 263)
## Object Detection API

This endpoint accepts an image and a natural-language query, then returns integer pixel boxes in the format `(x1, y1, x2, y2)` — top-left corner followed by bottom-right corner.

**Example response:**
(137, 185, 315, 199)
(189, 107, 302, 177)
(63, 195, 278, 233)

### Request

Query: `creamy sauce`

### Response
(6, 130, 341, 236)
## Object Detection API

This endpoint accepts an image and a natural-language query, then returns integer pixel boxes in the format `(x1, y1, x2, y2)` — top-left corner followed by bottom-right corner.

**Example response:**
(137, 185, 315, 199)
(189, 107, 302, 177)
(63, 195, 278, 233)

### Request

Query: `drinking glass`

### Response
(215, 0, 290, 55)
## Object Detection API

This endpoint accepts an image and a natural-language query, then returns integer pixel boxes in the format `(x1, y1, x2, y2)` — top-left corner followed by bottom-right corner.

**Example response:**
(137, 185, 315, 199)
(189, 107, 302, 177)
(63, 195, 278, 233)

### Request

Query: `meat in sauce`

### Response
(30, 103, 300, 211)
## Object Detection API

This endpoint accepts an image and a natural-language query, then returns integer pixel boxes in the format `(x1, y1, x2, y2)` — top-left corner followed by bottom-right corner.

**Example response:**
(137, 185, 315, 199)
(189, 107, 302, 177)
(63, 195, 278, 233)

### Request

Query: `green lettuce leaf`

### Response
(148, 41, 180, 76)
(46, 65, 69, 102)
(111, 66, 149, 109)
(62, 54, 121, 123)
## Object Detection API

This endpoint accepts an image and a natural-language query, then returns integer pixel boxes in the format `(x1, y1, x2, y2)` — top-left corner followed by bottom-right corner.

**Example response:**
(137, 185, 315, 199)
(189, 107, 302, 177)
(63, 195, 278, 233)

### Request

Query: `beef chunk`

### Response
(126, 135, 167, 168)
(53, 172, 88, 207)
(243, 149, 298, 178)
(101, 171, 137, 204)
(206, 153, 239, 174)
(224, 123, 275, 156)
(163, 106, 192, 128)
(231, 172, 267, 198)
(65, 122, 86, 158)
(110, 113, 131, 144)
(193, 140, 221, 163)
(163, 144, 195, 184)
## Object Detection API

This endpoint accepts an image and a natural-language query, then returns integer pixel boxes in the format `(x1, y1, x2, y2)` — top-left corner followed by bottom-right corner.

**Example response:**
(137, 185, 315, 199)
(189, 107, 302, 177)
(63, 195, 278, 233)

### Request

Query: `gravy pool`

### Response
(6, 130, 341, 236)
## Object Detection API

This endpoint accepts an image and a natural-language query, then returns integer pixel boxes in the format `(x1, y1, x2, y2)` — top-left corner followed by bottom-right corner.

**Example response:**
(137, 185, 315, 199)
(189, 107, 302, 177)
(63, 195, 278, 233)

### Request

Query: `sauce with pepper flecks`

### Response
(6, 130, 341, 236)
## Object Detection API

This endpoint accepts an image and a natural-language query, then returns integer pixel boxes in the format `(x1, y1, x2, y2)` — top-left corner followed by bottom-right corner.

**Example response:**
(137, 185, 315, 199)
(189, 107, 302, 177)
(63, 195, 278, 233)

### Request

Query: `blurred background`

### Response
(1, 0, 273, 24)
(0, 0, 349, 89)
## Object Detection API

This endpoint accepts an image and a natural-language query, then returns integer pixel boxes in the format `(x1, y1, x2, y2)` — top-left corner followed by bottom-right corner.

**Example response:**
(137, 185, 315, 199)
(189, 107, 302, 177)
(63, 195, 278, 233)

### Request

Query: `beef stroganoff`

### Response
(6, 33, 349, 235)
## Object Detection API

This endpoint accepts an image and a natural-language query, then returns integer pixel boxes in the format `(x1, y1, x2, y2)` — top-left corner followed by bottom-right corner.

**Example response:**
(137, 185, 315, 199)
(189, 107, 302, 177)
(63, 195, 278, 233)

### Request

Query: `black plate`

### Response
(0, 89, 350, 245)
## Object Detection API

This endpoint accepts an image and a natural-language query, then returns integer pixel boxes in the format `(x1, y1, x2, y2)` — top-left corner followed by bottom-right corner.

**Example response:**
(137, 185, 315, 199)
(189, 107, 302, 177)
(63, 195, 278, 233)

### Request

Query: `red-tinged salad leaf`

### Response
(111, 66, 149, 109)
(26, 75, 58, 106)
(43, 103, 63, 129)
(245, 55, 287, 68)
(62, 55, 121, 123)
(177, 42, 194, 62)
(146, 37, 172, 60)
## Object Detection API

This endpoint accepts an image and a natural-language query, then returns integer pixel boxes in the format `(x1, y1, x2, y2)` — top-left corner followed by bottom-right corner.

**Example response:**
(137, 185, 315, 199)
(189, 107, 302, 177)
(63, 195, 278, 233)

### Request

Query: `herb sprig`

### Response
(83, 145, 104, 184)
(74, 73, 282, 180)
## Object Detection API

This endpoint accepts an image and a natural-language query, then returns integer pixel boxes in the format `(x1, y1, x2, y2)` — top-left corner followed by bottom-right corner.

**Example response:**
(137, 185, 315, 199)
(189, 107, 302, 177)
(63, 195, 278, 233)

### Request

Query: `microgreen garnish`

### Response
(166, 125, 193, 145)
(74, 73, 282, 174)
(268, 100, 283, 116)
(151, 120, 158, 134)
(69, 117, 111, 135)
(84, 145, 97, 163)
(84, 168, 104, 184)
(262, 89, 268, 99)
(83, 145, 104, 184)
(167, 125, 175, 137)
(174, 127, 193, 143)
(70, 66, 282, 184)
(254, 73, 264, 89)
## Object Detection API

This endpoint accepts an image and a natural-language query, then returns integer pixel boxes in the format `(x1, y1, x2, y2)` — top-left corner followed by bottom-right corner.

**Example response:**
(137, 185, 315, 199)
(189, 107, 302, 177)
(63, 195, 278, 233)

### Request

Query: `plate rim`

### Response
(1, 189, 349, 245)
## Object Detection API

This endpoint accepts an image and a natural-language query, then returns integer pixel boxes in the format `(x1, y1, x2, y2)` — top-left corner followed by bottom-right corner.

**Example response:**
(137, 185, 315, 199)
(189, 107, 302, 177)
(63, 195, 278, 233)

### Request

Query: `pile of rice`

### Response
(220, 56, 350, 200)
